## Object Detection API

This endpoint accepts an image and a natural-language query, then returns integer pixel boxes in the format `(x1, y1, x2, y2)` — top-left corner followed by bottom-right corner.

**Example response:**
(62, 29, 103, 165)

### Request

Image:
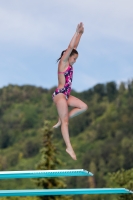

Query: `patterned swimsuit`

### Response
(52, 65, 73, 100)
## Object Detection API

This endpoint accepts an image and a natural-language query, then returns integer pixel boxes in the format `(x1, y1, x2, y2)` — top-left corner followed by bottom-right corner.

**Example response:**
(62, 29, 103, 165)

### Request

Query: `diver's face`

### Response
(69, 54, 78, 65)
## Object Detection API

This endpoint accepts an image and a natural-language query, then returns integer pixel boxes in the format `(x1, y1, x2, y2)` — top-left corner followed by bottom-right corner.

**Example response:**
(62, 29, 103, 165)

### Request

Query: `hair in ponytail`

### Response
(56, 49, 78, 63)
(56, 50, 66, 63)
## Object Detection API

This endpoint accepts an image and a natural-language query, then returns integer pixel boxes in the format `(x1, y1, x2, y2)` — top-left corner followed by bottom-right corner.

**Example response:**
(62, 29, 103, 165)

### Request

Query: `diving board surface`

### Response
(0, 188, 132, 196)
(0, 169, 93, 179)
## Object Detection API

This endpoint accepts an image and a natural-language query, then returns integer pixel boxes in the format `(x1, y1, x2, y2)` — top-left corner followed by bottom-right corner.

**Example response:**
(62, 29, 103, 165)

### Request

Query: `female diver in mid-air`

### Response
(52, 22, 88, 160)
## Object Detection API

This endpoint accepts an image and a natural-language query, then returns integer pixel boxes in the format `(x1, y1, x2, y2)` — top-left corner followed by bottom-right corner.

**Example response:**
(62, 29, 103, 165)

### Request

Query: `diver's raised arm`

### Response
(61, 22, 83, 62)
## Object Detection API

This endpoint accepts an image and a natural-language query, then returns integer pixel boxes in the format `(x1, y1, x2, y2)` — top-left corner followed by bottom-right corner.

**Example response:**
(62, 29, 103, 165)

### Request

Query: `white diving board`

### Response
(0, 169, 93, 179)
(0, 188, 132, 196)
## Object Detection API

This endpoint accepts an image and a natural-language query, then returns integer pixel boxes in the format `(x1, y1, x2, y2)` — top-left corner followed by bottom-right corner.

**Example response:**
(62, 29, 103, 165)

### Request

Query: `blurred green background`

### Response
(0, 81, 133, 200)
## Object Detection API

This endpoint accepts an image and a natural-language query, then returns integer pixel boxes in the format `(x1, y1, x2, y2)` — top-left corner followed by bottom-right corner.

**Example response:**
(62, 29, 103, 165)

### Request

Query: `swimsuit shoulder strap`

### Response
(58, 71, 65, 74)
(58, 65, 72, 74)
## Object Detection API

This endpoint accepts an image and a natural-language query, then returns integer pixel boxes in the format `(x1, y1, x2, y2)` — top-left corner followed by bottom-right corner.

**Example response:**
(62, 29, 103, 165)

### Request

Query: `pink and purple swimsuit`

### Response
(52, 65, 73, 100)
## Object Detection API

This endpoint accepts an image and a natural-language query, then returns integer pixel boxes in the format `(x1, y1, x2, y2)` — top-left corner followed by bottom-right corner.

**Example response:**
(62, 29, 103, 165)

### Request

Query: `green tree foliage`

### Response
(93, 83, 105, 98)
(35, 121, 72, 200)
(127, 80, 133, 96)
(0, 128, 11, 148)
(23, 139, 40, 158)
(108, 168, 133, 200)
(119, 82, 126, 94)
(106, 81, 117, 101)
(0, 197, 38, 200)
(0, 80, 133, 200)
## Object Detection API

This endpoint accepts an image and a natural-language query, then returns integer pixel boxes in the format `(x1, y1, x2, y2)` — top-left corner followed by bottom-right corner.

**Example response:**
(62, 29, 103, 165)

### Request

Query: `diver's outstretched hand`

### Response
(76, 22, 84, 34)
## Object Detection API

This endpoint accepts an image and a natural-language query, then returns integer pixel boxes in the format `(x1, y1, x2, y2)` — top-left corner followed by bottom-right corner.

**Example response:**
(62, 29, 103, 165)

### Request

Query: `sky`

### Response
(0, 0, 133, 92)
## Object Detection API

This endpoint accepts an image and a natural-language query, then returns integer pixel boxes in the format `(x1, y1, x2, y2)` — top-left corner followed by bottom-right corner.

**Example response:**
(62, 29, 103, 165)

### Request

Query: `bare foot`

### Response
(66, 148, 77, 160)
(53, 119, 61, 128)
